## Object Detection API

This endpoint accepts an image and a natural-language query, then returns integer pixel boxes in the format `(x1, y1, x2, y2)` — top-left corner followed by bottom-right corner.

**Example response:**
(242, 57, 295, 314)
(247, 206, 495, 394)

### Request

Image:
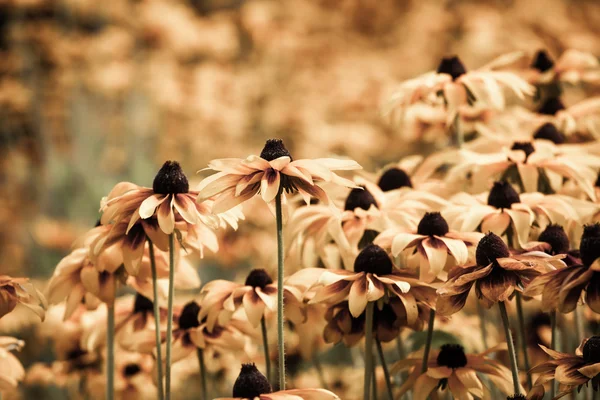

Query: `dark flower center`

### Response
(377, 168, 413, 191)
(511, 141, 535, 160)
(178, 301, 201, 330)
(417, 212, 449, 237)
(353, 244, 393, 275)
(123, 363, 142, 377)
(152, 161, 189, 194)
(580, 223, 600, 267)
(595, 171, 600, 188)
(232, 363, 272, 398)
(583, 336, 600, 364)
(436, 56, 467, 81)
(531, 50, 554, 72)
(244, 269, 274, 290)
(538, 224, 569, 255)
(487, 181, 521, 209)
(95, 219, 102, 227)
(133, 294, 154, 314)
(533, 123, 565, 145)
(476, 232, 510, 267)
(259, 139, 292, 161)
(344, 187, 377, 211)
(436, 344, 468, 369)
(538, 97, 565, 115)
(507, 395, 527, 400)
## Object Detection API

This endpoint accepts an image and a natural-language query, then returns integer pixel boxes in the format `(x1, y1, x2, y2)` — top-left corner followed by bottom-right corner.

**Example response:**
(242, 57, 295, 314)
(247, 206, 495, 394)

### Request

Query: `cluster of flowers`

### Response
(2, 48, 600, 400)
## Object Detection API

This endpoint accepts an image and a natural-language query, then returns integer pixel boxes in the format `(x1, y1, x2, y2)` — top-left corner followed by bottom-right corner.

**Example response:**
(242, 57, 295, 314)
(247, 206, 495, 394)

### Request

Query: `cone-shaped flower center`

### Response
(476, 232, 510, 267)
(259, 139, 292, 161)
(511, 141, 535, 160)
(232, 363, 272, 398)
(417, 212, 449, 237)
(538, 224, 569, 255)
(354, 244, 393, 275)
(133, 293, 154, 314)
(344, 187, 377, 211)
(487, 181, 520, 209)
(437, 56, 467, 81)
(152, 161, 189, 194)
(531, 50, 554, 72)
(538, 97, 565, 115)
(244, 269, 274, 290)
(436, 344, 468, 369)
(583, 336, 600, 364)
(533, 123, 565, 144)
(179, 301, 201, 330)
(580, 223, 600, 267)
(123, 363, 142, 377)
(377, 168, 413, 191)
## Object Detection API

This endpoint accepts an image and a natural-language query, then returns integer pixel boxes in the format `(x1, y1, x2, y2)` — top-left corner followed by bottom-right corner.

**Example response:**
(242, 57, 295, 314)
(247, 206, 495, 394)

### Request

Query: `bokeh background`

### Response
(0, 0, 599, 397)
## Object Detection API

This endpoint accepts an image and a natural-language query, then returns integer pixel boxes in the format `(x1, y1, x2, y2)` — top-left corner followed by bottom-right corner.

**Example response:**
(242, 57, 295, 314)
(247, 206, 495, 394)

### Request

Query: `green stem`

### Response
(376, 339, 393, 400)
(498, 301, 520, 395)
(372, 366, 378, 400)
(275, 192, 286, 390)
(515, 293, 532, 390)
(106, 301, 115, 400)
(364, 302, 375, 400)
(261, 317, 272, 385)
(147, 237, 165, 400)
(313, 353, 328, 390)
(197, 348, 207, 400)
(165, 233, 175, 400)
(421, 309, 436, 373)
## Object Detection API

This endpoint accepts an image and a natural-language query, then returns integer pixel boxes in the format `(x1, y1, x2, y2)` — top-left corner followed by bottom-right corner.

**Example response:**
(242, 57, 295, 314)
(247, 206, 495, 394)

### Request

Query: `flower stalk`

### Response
(499, 301, 521, 395)
(364, 302, 375, 400)
(275, 192, 286, 390)
(515, 292, 532, 389)
(197, 348, 207, 400)
(165, 233, 176, 399)
(106, 300, 115, 400)
(550, 311, 558, 399)
(421, 309, 436, 373)
(376, 339, 393, 400)
(147, 237, 165, 400)
(260, 317, 272, 384)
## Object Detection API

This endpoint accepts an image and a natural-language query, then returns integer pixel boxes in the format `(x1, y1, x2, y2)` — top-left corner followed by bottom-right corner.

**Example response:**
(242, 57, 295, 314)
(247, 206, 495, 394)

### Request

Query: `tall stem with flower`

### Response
(147, 237, 165, 400)
(165, 233, 175, 399)
(275, 192, 286, 389)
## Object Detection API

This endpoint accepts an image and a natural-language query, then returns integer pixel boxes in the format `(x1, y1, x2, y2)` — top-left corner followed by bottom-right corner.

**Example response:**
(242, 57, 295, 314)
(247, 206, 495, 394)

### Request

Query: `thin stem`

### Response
(313, 353, 328, 390)
(372, 366, 378, 400)
(575, 307, 586, 347)
(550, 312, 558, 399)
(395, 335, 411, 400)
(197, 348, 207, 400)
(165, 233, 176, 400)
(498, 301, 521, 395)
(147, 237, 165, 400)
(364, 302, 375, 400)
(421, 309, 436, 373)
(515, 293, 532, 390)
(454, 114, 464, 148)
(261, 317, 272, 385)
(106, 301, 115, 400)
(376, 339, 393, 400)
(275, 192, 286, 391)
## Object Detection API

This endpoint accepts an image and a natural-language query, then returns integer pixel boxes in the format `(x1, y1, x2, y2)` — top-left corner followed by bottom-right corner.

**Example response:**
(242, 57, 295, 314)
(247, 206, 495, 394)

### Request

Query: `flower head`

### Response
(0, 337, 25, 391)
(0, 276, 46, 321)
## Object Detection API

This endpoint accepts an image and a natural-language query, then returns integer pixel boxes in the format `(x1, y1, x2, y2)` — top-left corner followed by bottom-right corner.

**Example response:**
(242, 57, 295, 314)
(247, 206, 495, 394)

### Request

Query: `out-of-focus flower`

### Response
(375, 212, 483, 282)
(196, 138, 361, 216)
(0, 276, 46, 321)
(437, 232, 564, 315)
(392, 343, 518, 399)
(0, 337, 25, 392)
(526, 49, 600, 85)
(529, 336, 600, 399)
(215, 363, 340, 400)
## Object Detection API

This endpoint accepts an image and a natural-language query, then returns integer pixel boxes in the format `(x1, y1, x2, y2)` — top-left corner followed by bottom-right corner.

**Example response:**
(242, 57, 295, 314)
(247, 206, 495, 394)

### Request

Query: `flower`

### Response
(309, 244, 414, 317)
(527, 49, 600, 85)
(196, 138, 361, 215)
(524, 223, 600, 313)
(437, 232, 564, 315)
(529, 336, 600, 399)
(520, 224, 580, 266)
(215, 363, 340, 400)
(392, 343, 519, 399)
(0, 276, 46, 321)
(199, 269, 305, 329)
(0, 337, 25, 391)
(375, 212, 483, 282)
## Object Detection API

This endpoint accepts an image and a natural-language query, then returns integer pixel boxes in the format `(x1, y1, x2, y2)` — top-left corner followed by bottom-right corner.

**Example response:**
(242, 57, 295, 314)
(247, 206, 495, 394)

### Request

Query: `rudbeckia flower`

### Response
(529, 336, 600, 399)
(526, 49, 600, 85)
(215, 363, 340, 400)
(0, 276, 46, 321)
(520, 224, 580, 267)
(437, 232, 564, 315)
(196, 138, 361, 216)
(391, 343, 519, 399)
(375, 212, 483, 282)
(0, 337, 25, 391)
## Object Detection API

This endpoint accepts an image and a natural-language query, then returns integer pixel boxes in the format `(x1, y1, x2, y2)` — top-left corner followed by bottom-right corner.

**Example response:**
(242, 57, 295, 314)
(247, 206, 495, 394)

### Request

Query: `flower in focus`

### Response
(375, 212, 483, 282)
(215, 363, 340, 400)
(392, 343, 519, 399)
(0, 276, 46, 321)
(529, 336, 600, 399)
(196, 138, 361, 216)
(437, 232, 564, 315)
(520, 224, 580, 266)
(0, 337, 25, 392)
